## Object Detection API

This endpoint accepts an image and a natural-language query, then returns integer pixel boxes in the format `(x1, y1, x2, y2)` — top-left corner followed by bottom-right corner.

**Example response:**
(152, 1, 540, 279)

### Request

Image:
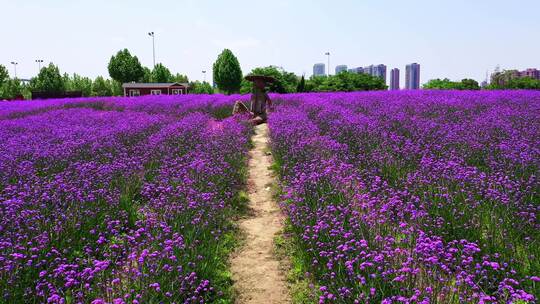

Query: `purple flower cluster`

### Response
(0, 96, 251, 302)
(269, 90, 539, 303)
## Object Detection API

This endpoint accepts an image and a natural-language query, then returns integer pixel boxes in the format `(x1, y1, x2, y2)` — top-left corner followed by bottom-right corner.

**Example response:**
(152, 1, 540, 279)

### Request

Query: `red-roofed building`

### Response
(122, 82, 190, 97)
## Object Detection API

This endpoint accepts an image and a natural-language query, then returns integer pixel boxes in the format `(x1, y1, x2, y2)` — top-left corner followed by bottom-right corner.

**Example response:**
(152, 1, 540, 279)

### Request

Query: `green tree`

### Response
(30, 63, 65, 94)
(92, 76, 113, 96)
(65, 73, 93, 96)
(460, 78, 480, 90)
(190, 81, 214, 94)
(424, 78, 481, 90)
(0, 78, 24, 99)
(297, 75, 306, 92)
(0, 64, 8, 85)
(241, 66, 299, 94)
(111, 80, 123, 96)
(141, 67, 152, 82)
(172, 73, 189, 83)
(151, 63, 173, 82)
(108, 49, 144, 84)
(506, 77, 540, 90)
(306, 72, 386, 92)
(213, 49, 242, 94)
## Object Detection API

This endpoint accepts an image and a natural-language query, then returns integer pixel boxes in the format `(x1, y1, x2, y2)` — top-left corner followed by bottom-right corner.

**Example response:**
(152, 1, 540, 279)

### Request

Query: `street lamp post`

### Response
(202, 70, 206, 82)
(10, 61, 18, 79)
(148, 32, 156, 68)
(35, 59, 44, 73)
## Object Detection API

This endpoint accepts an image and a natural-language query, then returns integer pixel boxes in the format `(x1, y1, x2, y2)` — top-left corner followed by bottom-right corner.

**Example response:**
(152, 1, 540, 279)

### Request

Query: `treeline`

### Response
(212, 49, 387, 95)
(424, 74, 540, 90)
(423, 78, 481, 90)
(0, 48, 212, 100)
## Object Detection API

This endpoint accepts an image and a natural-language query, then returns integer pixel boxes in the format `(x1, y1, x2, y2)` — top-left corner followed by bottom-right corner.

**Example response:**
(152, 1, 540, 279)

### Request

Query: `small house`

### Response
(122, 82, 190, 97)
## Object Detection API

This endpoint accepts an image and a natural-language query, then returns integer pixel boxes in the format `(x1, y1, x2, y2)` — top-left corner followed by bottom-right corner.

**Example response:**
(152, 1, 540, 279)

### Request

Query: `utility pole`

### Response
(325, 52, 330, 76)
(10, 61, 18, 78)
(148, 32, 156, 68)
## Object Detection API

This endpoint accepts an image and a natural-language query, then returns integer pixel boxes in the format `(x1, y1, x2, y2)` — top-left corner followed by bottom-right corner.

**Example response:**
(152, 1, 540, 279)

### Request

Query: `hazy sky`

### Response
(1, 0, 539, 86)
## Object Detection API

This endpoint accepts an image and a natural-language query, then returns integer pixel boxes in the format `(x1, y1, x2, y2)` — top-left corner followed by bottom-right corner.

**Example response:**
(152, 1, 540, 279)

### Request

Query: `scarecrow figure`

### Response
(232, 75, 274, 125)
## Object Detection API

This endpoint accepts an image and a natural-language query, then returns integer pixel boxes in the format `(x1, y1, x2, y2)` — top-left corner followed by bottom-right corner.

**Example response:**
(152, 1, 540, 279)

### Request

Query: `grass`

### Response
(274, 224, 319, 304)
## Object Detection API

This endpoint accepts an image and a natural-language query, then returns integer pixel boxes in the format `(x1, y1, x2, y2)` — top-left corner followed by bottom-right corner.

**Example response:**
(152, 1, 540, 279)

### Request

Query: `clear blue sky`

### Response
(1, 0, 539, 86)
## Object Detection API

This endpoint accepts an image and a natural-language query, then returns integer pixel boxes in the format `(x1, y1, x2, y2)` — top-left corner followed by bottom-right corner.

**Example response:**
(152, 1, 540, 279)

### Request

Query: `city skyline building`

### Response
(390, 68, 400, 90)
(313, 63, 326, 77)
(363, 64, 387, 84)
(405, 63, 421, 89)
(335, 65, 348, 74)
(348, 67, 364, 74)
(372, 64, 387, 84)
(520, 68, 540, 79)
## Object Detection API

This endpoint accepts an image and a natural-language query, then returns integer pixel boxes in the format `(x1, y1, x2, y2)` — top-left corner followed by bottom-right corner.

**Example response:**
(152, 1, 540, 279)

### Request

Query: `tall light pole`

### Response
(202, 70, 206, 82)
(325, 52, 331, 76)
(35, 59, 44, 73)
(148, 31, 156, 68)
(10, 61, 18, 79)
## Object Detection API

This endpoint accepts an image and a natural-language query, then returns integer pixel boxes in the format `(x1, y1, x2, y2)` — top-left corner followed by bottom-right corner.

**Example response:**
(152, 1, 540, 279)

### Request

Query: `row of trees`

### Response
(488, 70, 540, 90)
(8, 48, 536, 99)
(212, 49, 387, 95)
(108, 49, 190, 84)
(0, 48, 212, 99)
(423, 78, 481, 90)
(423, 75, 540, 90)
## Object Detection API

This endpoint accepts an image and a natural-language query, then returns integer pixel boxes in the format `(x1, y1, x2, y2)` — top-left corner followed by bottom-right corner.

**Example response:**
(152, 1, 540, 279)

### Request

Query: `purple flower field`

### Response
(1, 91, 539, 303)
(269, 91, 539, 303)
(0, 95, 251, 303)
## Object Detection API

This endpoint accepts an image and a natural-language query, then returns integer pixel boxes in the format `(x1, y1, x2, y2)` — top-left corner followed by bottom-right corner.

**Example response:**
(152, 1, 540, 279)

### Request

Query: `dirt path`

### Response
(231, 123, 290, 304)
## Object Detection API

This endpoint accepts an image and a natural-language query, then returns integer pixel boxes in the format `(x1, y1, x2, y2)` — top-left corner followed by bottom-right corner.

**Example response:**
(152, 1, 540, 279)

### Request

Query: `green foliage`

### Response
(0, 78, 27, 100)
(92, 76, 113, 96)
(111, 80, 123, 96)
(241, 66, 299, 94)
(0, 64, 9, 85)
(141, 67, 152, 83)
(172, 73, 189, 83)
(190, 81, 214, 94)
(488, 76, 540, 90)
(306, 71, 387, 92)
(297, 75, 306, 93)
(151, 63, 173, 83)
(31, 63, 65, 94)
(213, 49, 243, 94)
(108, 49, 144, 84)
(65, 73, 93, 96)
(423, 78, 480, 90)
(460, 78, 481, 90)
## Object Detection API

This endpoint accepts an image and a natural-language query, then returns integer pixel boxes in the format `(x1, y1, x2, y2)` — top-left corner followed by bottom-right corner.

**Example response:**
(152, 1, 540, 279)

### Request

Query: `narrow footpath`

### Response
(231, 123, 290, 304)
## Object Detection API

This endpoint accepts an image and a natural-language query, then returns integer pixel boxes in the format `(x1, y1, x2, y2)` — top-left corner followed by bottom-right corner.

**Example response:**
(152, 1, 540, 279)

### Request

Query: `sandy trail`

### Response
(230, 123, 290, 304)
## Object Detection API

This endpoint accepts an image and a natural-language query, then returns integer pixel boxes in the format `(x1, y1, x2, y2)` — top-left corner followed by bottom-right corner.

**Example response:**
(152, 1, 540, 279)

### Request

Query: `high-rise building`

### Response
(363, 64, 387, 84)
(363, 65, 374, 76)
(348, 67, 364, 74)
(520, 68, 540, 80)
(335, 65, 348, 74)
(390, 68, 400, 90)
(373, 64, 387, 83)
(313, 63, 326, 77)
(405, 63, 421, 89)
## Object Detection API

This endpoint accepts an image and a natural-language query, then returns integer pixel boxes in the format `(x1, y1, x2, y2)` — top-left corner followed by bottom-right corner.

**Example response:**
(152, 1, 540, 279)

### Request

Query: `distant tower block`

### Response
(313, 63, 326, 77)
(390, 68, 400, 90)
(335, 65, 348, 74)
(405, 63, 421, 89)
